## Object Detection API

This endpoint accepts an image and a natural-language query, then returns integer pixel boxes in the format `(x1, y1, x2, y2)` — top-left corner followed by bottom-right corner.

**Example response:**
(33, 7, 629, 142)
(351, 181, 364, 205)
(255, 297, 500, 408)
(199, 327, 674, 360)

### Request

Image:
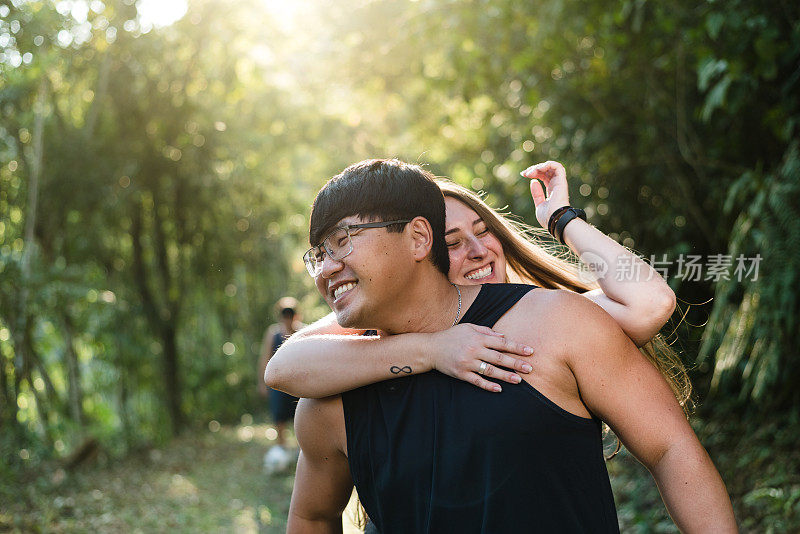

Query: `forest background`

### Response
(1, 0, 798, 531)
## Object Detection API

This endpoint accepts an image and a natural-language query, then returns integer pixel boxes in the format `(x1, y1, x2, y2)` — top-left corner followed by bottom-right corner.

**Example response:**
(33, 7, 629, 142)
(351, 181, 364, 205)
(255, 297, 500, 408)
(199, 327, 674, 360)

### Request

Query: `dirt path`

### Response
(6, 414, 796, 532)
(4, 422, 363, 533)
(4, 421, 682, 533)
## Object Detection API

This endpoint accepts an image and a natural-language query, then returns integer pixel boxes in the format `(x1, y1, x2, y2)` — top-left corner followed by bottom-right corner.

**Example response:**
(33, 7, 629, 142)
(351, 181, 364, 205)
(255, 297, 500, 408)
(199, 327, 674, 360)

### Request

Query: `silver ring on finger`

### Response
(478, 361, 488, 375)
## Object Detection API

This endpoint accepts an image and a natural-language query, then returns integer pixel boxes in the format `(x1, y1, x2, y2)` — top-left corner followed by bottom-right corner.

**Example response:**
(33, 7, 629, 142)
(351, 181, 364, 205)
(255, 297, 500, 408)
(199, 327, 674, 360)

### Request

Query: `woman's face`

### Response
(444, 197, 507, 285)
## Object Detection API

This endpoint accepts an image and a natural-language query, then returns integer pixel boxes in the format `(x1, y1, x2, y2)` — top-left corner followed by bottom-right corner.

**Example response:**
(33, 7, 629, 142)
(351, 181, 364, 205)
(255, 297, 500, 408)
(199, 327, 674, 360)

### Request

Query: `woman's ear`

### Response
(408, 216, 434, 262)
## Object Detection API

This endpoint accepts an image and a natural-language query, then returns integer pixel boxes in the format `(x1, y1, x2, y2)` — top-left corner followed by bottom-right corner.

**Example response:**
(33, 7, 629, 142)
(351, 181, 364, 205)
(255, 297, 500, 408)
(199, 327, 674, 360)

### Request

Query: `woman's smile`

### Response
(444, 197, 507, 285)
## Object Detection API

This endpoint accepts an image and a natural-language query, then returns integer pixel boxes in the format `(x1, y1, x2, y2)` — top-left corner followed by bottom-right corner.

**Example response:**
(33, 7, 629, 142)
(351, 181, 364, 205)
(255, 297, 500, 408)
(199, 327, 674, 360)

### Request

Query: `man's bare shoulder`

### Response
(295, 396, 347, 458)
(504, 288, 628, 348)
(507, 286, 606, 318)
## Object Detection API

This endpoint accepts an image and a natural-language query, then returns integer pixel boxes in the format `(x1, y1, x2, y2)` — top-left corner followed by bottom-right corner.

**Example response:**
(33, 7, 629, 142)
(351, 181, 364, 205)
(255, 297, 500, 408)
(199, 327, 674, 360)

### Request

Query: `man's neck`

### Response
(378, 270, 480, 335)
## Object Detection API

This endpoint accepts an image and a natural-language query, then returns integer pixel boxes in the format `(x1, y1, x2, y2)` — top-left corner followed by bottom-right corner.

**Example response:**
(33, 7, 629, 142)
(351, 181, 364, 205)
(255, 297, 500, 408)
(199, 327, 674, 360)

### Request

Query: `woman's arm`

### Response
(561, 221, 675, 346)
(523, 161, 676, 346)
(264, 320, 535, 398)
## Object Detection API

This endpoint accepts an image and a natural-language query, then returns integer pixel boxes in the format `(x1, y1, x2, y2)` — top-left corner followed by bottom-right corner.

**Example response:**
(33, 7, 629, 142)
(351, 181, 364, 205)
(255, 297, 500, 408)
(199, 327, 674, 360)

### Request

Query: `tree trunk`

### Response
(21, 78, 45, 275)
(118, 357, 132, 449)
(12, 78, 48, 441)
(161, 323, 183, 435)
(0, 334, 21, 438)
(62, 312, 84, 427)
(32, 340, 59, 407)
(131, 202, 184, 435)
(24, 319, 53, 446)
(84, 52, 111, 139)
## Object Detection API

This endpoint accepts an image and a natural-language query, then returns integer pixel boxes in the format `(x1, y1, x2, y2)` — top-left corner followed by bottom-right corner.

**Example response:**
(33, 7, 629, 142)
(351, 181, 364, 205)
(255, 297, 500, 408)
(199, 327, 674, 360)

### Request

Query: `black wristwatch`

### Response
(547, 206, 571, 236)
(549, 207, 587, 245)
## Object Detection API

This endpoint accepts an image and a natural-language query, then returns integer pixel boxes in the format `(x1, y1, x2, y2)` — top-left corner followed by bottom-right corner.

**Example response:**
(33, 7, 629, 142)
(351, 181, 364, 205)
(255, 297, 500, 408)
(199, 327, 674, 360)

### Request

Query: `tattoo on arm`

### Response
(390, 366, 412, 374)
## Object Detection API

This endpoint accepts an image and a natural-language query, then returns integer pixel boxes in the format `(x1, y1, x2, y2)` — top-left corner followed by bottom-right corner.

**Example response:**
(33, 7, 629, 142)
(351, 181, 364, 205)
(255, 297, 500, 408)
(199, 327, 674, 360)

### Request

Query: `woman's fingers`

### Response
(468, 325, 534, 372)
(476, 360, 523, 384)
(530, 179, 546, 207)
(465, 359, 522, 392)
(455, 325, 535, 392)
(521, 162, 553, 182)
(471, 324, 506, 337)
(468, 373, 503, 393)
(485, 349, 533, 373)
(538, 162, 568, 200)
(522, 161, 570, 226)
(483, 332, 534, 358)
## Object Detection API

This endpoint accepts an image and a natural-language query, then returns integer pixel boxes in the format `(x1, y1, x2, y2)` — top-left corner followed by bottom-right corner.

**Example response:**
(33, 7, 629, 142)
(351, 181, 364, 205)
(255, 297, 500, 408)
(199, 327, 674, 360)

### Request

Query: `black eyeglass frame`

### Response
(302, 219, 412, 277)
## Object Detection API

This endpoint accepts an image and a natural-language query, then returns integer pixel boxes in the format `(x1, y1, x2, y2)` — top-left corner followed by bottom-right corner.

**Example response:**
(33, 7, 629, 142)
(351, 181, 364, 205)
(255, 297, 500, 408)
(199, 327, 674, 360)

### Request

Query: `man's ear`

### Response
(408, 216, 434, 262)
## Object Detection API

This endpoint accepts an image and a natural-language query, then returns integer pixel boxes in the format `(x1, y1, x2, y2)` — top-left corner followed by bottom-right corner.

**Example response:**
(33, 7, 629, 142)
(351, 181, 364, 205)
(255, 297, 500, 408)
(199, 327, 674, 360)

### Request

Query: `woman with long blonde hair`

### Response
(265, 161, 690, 411)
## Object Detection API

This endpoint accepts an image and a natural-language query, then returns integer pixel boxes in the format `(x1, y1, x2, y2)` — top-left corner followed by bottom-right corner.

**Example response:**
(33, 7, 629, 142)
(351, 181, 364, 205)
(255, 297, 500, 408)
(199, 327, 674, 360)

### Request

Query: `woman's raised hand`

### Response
(427, 324, 534, 392)
(521, 161, 570, 229)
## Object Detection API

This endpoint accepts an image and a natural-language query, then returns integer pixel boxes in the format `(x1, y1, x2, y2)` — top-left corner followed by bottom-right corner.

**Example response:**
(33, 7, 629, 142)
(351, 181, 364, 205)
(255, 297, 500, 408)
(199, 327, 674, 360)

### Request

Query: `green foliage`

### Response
(700, 140, 800, 406)
(1, 0, 331, 454)
(692, 1, 800, 408)
(1, 1, 798, 529)
(0, 424, 296, 533)
(609, 407, 800, 532)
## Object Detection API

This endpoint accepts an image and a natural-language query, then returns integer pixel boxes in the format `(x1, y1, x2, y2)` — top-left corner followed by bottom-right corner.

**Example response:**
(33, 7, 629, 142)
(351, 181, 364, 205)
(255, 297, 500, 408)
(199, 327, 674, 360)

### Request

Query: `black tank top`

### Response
(342, 283, 619, 533)
(273, 331, 288, 353)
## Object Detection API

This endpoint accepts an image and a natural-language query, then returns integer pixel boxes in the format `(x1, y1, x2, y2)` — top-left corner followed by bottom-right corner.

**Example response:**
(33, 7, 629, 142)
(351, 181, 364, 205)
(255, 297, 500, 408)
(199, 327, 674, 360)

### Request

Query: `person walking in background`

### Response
(257, 297, 304, 473)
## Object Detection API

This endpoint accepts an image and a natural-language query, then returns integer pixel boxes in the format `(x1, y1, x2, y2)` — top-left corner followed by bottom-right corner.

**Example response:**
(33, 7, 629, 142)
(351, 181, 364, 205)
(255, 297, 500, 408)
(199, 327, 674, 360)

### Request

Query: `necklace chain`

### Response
(451, 284, 462, 327)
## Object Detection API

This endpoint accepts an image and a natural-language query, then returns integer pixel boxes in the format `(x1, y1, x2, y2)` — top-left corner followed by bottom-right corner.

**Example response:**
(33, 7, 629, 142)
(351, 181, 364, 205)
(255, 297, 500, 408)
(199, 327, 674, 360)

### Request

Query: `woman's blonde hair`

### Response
(436, 180, 693, 423)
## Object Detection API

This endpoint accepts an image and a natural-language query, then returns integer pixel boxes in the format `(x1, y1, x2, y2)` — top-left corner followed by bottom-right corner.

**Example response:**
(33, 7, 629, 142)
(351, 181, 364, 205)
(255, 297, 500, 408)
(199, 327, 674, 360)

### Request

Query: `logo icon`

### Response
(578, 251, 609, 283)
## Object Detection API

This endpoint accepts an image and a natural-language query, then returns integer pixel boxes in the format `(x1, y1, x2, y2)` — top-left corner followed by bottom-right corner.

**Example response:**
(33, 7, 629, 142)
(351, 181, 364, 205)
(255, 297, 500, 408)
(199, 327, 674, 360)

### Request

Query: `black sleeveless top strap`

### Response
(457, 282, 537, 326)
(272, 331, 288, 353)
(342, 283, 619, 533)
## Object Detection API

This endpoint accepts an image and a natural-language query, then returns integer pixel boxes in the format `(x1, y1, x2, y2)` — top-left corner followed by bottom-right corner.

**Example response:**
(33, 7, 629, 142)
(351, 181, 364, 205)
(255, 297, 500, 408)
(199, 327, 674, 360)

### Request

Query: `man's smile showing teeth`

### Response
(465, 264, 493, 280)
(333, 282, 357, 300)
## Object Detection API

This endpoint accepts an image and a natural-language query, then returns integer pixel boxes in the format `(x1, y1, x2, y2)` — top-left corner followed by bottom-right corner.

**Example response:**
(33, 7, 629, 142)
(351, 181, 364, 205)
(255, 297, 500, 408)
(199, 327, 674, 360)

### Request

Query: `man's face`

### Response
(313, 216, 411, 328)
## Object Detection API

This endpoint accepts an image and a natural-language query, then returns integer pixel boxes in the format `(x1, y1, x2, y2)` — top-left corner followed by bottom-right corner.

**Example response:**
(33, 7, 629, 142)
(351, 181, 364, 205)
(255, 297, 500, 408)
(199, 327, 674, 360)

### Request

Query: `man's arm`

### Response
(552, 290, 737, 533)
(287, 397, 353, 534)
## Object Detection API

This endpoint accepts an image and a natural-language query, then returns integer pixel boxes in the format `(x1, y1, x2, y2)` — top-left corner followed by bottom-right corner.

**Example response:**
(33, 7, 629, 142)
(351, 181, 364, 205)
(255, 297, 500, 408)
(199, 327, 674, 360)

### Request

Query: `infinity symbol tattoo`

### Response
(390, 366, 412, 374)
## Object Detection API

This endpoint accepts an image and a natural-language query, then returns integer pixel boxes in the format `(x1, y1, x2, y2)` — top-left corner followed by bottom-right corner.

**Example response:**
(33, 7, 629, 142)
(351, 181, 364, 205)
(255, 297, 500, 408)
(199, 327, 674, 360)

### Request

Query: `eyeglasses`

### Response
(303, 220, 411, 277)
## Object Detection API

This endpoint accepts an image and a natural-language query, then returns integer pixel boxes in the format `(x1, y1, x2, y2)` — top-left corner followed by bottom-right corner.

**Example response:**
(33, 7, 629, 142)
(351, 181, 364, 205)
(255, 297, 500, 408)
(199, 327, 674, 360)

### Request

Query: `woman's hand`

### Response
(522, 161, 676, 346)
(427, 324, 534, 392)
(521, 161, 570, 228)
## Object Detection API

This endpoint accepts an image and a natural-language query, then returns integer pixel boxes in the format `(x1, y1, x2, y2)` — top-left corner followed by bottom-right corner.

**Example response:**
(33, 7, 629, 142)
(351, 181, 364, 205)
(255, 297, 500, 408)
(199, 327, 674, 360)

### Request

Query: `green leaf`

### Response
(701, 74, 732, 122)
(697, 57, 728, 92)
(706, 12, 725, 40)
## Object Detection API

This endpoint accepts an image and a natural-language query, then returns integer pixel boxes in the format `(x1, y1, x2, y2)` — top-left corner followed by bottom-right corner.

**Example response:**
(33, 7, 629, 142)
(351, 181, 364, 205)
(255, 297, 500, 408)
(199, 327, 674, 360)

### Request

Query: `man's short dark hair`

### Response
(310, 159, 449, 275)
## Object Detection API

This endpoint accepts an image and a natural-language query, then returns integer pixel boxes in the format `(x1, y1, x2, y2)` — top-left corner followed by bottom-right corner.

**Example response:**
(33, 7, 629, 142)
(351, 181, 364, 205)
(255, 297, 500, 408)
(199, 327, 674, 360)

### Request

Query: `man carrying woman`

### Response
(267, 159, 736, 532)
(267, 160, 686, 405)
